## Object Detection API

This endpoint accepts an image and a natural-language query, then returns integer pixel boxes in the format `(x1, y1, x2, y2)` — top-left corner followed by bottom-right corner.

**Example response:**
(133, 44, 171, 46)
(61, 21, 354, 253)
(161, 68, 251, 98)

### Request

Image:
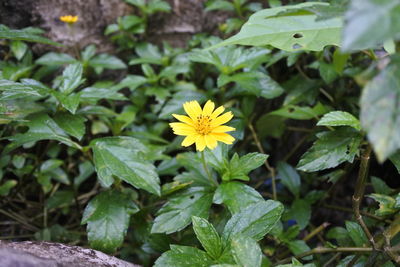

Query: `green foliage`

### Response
(212, 2, 343, 51)
(90, 137, 161, 195)
(342, 0, 400, 51)
(297, 128, 362, 172)
(2, 0, 400, 266)
(81, 190, 139, 253)
(0, 24, 61, 46)
(361, 56, 400, 162)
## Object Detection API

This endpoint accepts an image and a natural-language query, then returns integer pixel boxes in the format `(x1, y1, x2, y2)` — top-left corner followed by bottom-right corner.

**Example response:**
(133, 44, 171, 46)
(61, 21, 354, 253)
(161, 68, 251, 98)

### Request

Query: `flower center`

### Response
(195, 114, 212, 135)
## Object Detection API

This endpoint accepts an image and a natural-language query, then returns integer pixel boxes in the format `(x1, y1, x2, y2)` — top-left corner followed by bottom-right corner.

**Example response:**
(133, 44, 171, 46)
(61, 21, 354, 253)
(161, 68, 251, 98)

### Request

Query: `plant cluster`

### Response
(1, 0, 400, 266)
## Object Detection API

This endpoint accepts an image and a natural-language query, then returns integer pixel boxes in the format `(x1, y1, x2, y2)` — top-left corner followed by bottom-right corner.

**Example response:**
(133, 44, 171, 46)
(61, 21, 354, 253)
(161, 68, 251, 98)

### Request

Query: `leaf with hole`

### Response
(210, 2, 342, 51)
(297, 128, 362, 172)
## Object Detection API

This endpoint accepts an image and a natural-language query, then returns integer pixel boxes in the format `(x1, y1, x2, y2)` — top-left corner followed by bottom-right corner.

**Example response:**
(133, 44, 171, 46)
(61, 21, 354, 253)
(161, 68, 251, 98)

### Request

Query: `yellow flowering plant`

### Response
(59, 15, 79, 24)
(170, 100, 235, 151)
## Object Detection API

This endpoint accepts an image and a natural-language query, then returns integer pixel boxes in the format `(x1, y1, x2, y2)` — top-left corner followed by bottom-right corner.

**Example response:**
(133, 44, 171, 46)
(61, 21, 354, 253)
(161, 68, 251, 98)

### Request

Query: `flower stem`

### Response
(201, 150, 218, 187)
(248, 122, 277, 200)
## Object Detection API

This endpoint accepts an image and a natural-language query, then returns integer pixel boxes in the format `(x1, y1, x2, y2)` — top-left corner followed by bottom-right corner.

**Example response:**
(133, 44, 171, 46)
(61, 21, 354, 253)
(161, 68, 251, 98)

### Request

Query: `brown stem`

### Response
(248, 122, 277, 200)
(274, 247, 374, 266)
(322, 204, 388, 223)
(303, 222, 330, 242)
(352, 145, 376, 249)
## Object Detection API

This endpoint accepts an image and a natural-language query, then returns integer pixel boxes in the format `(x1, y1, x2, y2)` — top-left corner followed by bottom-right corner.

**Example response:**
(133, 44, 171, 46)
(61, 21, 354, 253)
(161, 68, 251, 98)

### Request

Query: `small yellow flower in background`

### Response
(170, 100, 235, 151)
(59, 15, 79, 24)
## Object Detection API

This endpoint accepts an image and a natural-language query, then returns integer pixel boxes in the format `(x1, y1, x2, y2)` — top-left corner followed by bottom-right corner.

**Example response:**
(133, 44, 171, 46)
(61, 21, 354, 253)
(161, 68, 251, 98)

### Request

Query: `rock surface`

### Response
(0, 241, 140, 267)
(0, 0, 228, 51)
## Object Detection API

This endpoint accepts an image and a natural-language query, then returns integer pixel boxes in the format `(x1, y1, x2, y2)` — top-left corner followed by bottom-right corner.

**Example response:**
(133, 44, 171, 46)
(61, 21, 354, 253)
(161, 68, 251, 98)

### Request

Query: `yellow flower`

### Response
(59, 15, 79, 24)
(170, 100, 235, 151)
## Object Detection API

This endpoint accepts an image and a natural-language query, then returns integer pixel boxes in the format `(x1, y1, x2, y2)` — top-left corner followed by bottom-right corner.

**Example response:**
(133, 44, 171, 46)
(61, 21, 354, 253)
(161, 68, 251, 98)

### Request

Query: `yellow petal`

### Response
(170, 122, 196, 135)
(211, 105, 225, 119)
(181, 135, 197, 147)
(183, 101, 202, 120)
(211, 111, 233, 127)
(202, 100, 215, 117)
(205, 135, 218, 150)
(211, 133, 235, 144)
(195, 135, 206, 151)
(211, 125, 235, 133)
(172, 114, 194, 126)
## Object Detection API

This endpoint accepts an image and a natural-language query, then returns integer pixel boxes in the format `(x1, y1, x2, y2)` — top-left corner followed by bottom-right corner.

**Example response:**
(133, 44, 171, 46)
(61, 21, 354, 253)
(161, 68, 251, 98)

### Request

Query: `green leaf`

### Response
(223, 200, 284, 241)
(81, 190, 139, 253)
(80, 87, 126, 102)
(256, 114, 286, 139)
(218, 72, 284, 99)
(74, 161, 95, 187)
(151, 187, 213, 234)
(287, 240, 311, 260)
(154, 245, 213, 267)
(205, 0, 235, 12)
(368, 194, 397, 216)
(317, 111, 361, 130)
(4, 113, 82, 154)
(46, 190, 74, 209)
(0, 180, 17, 196)
(319, 62, 338, 84)
(53, 112, 86, 140)
(36, 52, 77, 66)
(10, 40, 28, 60)
(90, 137, 160, 195)
(159, 90, 206, 119)
(326, 227, 353, 247)
(361, 57, 400, 162)
(190, 46, 269, 74)
(211, 2, 342, 51)
(114, 75, 148, 91)
(277, 162, 301, 198)
(81, 45, 97, 61)
(390, 151, 400, 174)
(53, 92, 81, 114)
(129, 42, 162, 65)
(297, 128, 362, 172)
(0, 100, 46, 123)
(345, 221, 368, 247)
(214, 182, 264, 214)
(59, 63, 84, 94)
(231, 235, 262, 267)
(147, 0, 171, 14)
(192, 216, 223, 259)
(342, 0, 400, 51)
(286, 199, 311, 230)
(0, 79, 49, 100)
(89, 54, 127, 69)
(371, 176, 394, 195)
(395, 193, 400, 209)
(332, 50, 349, 74)
(269, 102, 329, 120)
(222, 153, 268, 182)
(0, 25, 61, 46)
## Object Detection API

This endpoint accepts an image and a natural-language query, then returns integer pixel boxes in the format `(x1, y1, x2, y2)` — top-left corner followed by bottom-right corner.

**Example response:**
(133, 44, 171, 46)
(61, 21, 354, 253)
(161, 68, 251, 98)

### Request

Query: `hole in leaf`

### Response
(345, 145, 350, 155)
(293, 33, 303, 38)
(288, 107, 295, 113)
(292, 43, 302, 49)
(189, 195, 195, 199)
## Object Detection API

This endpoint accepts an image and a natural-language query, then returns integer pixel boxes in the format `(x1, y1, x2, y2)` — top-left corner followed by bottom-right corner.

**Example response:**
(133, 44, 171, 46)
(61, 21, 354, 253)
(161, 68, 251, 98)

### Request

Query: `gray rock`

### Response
(0, 241, 139, 267)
